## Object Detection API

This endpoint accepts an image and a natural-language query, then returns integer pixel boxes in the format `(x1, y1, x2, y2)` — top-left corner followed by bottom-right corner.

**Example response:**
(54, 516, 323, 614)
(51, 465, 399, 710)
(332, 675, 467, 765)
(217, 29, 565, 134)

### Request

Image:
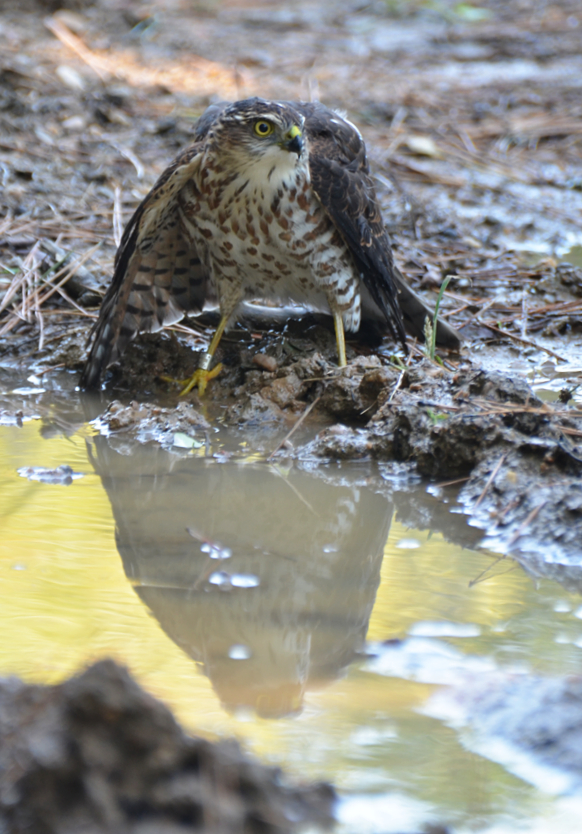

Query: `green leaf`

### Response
(173, 432, 203, 449)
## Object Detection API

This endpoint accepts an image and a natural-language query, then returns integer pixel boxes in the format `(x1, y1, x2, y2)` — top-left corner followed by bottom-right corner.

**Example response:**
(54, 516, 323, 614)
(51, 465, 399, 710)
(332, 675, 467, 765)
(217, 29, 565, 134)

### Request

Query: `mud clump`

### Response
(437, 672, 582, 783)
(302, 363, 580, 475)
(0, 660, 335, 834)
(93, 399, 211, 453)
(296, 361, 582, 563)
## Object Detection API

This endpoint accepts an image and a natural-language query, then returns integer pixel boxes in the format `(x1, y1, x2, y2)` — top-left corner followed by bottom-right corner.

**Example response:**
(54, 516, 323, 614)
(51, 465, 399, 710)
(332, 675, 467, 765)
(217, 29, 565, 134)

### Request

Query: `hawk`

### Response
(81, 98, 460, 393)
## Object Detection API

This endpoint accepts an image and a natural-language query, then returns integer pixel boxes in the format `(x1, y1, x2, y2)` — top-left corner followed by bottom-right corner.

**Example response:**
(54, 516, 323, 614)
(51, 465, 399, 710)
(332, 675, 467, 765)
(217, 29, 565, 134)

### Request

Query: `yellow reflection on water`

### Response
(0, 420, 573, 718)
(0, 423, 221, 728)
(367, 524, 529, 644)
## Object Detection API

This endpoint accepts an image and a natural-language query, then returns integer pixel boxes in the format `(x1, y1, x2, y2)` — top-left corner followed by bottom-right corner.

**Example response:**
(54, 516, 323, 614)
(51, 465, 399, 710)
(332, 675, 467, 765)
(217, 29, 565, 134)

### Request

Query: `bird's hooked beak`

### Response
(282, 125, 304, 157)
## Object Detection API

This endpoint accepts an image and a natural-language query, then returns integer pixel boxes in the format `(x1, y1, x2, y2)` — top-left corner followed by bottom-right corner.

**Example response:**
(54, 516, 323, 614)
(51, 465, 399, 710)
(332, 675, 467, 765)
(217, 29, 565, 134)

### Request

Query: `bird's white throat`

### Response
(233, 143, 309, 195)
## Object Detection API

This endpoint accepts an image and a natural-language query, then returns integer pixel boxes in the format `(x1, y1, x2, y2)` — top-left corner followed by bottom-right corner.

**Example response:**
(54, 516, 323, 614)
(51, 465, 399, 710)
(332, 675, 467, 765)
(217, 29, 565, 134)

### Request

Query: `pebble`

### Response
(252, 353, 278, 372)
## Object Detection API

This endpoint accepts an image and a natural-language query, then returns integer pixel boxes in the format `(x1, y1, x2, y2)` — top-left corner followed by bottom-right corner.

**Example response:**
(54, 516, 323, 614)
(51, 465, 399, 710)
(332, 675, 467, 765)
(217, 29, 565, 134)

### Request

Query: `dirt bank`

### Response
(0, 659, 335, 833)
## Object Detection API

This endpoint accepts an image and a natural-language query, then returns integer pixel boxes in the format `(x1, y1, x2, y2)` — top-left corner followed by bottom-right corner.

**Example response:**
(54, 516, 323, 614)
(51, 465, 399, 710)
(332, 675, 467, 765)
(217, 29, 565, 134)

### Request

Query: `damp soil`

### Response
(77, 319, 582, 573)
(0, 659, 335, 834)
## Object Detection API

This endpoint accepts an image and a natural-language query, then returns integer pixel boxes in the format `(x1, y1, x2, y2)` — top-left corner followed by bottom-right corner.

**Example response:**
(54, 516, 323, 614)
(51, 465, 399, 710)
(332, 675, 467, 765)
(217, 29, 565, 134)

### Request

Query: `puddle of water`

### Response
(2, 410, 582, 832)
(561, 245, 582, 269)
(529, 357, 582, 406)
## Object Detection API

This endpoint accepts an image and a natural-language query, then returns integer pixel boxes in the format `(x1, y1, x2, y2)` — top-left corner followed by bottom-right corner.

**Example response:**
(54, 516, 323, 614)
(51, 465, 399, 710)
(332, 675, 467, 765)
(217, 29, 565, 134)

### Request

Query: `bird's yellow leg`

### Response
(162, 314, 227, 396)
(179, 314, 228, 396)
(333, 310, 347, 367)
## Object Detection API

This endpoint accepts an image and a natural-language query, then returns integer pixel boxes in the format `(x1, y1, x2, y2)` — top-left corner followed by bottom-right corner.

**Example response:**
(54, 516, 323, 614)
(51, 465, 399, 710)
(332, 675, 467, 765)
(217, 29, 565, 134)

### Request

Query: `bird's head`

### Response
(207, 98, 307, 181)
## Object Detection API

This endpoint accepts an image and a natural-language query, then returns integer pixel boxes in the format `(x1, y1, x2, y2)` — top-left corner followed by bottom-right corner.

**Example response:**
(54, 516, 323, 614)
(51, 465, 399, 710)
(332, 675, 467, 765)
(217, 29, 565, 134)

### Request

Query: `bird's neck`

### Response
(198, 144, 310, 204)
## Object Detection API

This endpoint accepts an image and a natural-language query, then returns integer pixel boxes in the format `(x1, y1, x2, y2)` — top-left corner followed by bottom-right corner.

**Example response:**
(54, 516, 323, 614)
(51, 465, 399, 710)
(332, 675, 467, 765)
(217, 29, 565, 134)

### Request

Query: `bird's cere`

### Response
(283, 125, 304, 157)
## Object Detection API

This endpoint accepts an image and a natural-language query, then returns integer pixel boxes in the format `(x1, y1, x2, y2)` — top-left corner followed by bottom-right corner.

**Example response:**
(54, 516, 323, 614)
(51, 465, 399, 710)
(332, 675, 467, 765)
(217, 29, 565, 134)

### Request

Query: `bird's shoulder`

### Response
(117, 142, 204, 262)
(132, 102, 232, 219)
(293, 102, 380, 237)
(295, 101, 368, 172)
(293, 101, 377, 230)
(292, 102, 407, 347)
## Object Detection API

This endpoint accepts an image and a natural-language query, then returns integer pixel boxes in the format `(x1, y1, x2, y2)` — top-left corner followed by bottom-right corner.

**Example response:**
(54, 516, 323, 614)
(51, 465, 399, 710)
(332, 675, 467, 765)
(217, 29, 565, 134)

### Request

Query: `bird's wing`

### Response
(297, 102, 407, 349)
(82, 102, 236, 389)
(81, 142, 210, 389)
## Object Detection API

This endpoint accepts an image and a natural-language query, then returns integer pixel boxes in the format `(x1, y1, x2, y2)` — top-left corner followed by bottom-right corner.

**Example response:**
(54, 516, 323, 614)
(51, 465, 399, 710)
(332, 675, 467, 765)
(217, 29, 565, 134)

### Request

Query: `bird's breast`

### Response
(178, 165, 359, 322)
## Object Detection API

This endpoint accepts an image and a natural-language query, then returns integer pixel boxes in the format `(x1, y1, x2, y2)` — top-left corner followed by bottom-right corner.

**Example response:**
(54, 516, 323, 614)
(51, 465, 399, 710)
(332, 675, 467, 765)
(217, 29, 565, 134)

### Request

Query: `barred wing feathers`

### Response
(298, 102, 407, 348)
(81, 144, 208, 389)
(300, 102, 460, 350)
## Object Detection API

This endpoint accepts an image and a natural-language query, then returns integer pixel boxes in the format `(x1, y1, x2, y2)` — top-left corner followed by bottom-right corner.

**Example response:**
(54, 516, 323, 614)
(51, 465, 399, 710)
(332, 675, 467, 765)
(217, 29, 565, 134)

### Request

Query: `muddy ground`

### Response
(0, 659, 335, 833)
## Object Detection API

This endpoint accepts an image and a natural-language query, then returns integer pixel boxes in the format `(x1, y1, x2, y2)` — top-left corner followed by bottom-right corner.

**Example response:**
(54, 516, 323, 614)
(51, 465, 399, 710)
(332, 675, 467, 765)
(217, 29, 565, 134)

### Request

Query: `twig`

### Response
(113, 186, 123, 247)
(31, 308, 97, 318)
(270, 468, 318, 516)
(410, 340, 454, 370)
(507, 500, 547, 546)
(473, 453, 507, 509)
(0, 241, 42, 316)
(429, 274, 453, 360)
(454, 298, 496, 330)
(267, 396, 321, 460)
(0, 243, 43, 335)
(388, 351, 414, 403)
(40, 275, 92, 317)
(560, 427, 582, 438)
(433, 476, 470, 488)
(34, 364, 67, 375)
(417, 400, 461, 411)
(468, 555, 507, 588)
(0, 244, 99, 336)
(33, 280, 45, 352)
(45, 17, 110, 83)
(477, 321, 567, 362)
(35, 244, 101, 308)
(111, 144, 145, 180)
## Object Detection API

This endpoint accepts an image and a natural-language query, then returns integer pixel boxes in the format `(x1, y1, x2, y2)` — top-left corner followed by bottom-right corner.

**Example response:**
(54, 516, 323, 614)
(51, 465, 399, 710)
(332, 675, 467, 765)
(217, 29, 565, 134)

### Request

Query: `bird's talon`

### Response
(160, 374, 185, 385)
(179, 362, 223, 396)
(159, 362, 222, 395)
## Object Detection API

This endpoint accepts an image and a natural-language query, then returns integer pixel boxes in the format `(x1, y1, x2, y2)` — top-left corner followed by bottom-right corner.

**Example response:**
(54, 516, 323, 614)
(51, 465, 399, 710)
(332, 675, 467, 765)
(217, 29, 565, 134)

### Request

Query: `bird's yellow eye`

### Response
(253, 120, 274, 137)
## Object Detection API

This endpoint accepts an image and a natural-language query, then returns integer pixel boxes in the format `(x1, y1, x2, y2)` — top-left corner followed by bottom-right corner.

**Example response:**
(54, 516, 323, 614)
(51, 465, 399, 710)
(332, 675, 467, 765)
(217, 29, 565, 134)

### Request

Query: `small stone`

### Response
(55, 65, 86, 91)
(252, 353, 277, 372)
(261, 372, 304, 407)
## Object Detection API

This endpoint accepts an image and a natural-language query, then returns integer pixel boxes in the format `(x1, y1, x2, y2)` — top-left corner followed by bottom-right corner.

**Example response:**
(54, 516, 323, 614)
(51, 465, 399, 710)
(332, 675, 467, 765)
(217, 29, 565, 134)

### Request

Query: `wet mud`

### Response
(441, 672, 582, 786)
(299, 360, 582, 566)
(372, 637, 582, 793)
(0, 659, 335, 834)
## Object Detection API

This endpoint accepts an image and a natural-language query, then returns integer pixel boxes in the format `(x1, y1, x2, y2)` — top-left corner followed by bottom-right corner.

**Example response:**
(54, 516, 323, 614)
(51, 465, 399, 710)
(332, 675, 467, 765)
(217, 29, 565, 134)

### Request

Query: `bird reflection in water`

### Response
(88, 438, 393, 718)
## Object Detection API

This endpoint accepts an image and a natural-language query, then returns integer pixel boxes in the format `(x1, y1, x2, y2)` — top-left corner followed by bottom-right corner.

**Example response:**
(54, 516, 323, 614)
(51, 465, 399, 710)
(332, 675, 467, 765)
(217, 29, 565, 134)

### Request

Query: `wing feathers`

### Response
(299, 102, 407, 348)
(300, 101, 460, 351)
(81, 146, 207, 388)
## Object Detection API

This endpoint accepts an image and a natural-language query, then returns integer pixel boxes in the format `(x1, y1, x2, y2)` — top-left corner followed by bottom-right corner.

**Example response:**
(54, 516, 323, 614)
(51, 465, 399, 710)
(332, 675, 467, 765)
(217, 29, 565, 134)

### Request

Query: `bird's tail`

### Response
(360, 265, 461, 350)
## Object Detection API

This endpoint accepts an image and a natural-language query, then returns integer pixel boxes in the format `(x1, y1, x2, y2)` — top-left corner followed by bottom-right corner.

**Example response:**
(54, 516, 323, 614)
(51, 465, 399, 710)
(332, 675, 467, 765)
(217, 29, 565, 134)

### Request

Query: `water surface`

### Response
(1, 382, 582, 833)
